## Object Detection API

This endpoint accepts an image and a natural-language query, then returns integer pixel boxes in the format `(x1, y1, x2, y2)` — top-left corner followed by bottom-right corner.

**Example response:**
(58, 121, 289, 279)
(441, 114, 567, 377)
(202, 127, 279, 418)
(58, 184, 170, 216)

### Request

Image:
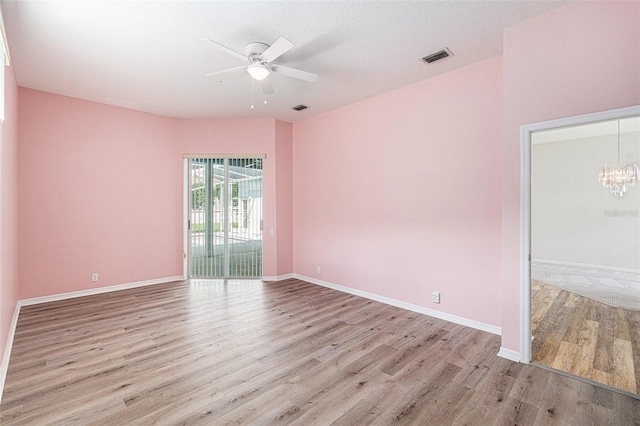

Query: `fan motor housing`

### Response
(246, 42, 269, 57)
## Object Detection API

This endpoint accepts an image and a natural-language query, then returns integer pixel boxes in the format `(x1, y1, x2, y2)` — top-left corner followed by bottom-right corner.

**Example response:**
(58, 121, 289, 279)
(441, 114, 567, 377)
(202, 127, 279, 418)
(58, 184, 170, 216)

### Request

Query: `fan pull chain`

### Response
(251, 79, 254, 109)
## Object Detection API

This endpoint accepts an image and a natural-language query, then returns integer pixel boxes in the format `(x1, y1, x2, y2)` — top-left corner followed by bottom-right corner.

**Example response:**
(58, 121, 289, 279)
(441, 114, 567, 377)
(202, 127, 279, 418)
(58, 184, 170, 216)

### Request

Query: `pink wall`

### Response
(293, 57, 503, 327)
(500, 1, 640, 350)
(175, 118, 281, 277)
(18, 92, 290, 299)
(275, 120, 293, 276)
(0, 65, 19, 366)
(10, 0, 639, 359)
(18, 89, 183, 299)
(18, 92, 292, 297)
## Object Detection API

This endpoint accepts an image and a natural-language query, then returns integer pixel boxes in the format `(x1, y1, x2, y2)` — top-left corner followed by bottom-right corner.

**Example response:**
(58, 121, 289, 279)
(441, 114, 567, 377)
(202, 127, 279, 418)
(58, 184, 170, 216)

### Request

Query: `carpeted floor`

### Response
(531, 261, 640, 311)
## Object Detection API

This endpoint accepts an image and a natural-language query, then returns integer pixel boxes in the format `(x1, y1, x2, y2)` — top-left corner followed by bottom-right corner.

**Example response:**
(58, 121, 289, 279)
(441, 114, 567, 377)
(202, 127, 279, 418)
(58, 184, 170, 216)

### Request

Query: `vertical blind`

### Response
(188, 157, 263, 278)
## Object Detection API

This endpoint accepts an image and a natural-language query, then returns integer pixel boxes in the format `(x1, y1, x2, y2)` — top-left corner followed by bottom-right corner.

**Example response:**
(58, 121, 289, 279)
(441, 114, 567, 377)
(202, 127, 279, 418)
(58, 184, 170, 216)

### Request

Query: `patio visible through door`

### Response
(188, 157, 263, 278)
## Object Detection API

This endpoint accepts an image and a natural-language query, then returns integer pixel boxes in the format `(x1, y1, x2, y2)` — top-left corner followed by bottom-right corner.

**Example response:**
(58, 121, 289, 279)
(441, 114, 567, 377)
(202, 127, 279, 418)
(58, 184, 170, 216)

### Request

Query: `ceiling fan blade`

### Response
(261, 78, 275, 95)
(205, 66, 246, 77)
(271, 64, 318, 83)
(203, 38, 248, 62)
(261, 37, 294, 63)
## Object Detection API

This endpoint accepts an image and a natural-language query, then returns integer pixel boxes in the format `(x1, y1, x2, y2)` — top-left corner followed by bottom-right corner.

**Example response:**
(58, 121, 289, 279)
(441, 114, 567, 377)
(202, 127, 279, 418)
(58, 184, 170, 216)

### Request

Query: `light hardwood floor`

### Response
(532, 280, 640, 395)
(1, 278, 638, 425)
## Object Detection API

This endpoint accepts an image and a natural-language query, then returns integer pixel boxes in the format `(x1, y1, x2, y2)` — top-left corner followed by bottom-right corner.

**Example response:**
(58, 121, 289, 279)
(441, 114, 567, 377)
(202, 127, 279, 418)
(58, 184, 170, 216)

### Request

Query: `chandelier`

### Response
(598, 120, 640, 197)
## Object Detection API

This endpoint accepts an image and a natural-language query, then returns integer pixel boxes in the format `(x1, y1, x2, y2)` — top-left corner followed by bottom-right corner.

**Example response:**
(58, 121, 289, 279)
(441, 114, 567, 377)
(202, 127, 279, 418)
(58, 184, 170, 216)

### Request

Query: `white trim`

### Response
(0, 304, 20, 404)
(19, 276, 186, 307)
(183, 153, 266, 159)
(532, 258, 640, 274)
(497, 347, 521, 362)
(520, 120, 533, 364)
(183, 158, 189, 278)
(294, 274, 501, 336)
(262, 273, 294, 282)
(519, 105, 640, 365)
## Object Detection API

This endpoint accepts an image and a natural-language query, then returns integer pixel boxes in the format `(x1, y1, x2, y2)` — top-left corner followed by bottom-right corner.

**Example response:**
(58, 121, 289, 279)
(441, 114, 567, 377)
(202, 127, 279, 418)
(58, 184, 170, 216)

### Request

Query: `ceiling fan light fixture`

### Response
(247, 63, 270, 81)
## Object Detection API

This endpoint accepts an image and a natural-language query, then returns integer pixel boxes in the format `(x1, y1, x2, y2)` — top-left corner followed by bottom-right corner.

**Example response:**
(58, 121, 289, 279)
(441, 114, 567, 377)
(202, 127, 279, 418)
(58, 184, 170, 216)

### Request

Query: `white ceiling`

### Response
(533, 117, 640, 145)
(1, 0, 570, 122)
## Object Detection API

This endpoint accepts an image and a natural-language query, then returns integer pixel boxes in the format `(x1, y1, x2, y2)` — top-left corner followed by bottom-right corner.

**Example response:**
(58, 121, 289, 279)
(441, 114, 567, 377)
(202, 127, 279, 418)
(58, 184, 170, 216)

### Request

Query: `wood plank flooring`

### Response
(1, 278, 638, 425)
(532, 280, 640, 395)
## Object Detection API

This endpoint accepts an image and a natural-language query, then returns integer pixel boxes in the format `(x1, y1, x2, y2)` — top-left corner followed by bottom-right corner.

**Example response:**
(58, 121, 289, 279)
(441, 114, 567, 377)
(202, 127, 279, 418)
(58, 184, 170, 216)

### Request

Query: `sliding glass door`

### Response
(188, 157, 263, 278)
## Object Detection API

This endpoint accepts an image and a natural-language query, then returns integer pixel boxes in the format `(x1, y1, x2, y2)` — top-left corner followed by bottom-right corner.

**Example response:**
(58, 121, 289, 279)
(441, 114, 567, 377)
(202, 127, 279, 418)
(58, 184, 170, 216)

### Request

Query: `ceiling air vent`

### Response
(292, 104, 309, 111)
(422, 48, 453, 64)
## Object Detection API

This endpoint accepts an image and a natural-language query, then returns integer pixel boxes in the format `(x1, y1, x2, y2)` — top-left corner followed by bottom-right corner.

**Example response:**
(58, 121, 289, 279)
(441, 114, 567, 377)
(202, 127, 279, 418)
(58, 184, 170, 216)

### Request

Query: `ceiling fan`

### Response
(204, 37, 318, 95)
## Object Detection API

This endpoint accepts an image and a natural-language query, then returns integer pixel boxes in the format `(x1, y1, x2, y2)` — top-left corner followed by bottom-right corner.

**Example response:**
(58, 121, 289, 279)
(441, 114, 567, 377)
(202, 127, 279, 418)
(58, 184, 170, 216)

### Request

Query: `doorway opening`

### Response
(521, 106, 640, 397)
(187, 156, 264, 278)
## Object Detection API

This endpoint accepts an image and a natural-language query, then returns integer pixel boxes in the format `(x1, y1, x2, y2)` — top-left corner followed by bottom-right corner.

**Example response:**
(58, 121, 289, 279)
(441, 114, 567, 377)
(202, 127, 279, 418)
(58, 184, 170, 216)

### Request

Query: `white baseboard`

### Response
(19, 276, 187, 307)
(293, 274, 501, 336)
(0, 304, 21, 404)
(497, 347, 522, 363)
(532, 258, 640, 274)
(261, 273, 294, 282)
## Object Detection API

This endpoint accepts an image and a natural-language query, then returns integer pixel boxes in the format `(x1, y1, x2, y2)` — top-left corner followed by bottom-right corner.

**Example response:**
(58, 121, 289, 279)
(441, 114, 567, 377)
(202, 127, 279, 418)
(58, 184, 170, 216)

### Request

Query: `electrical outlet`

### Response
(91, 273, 99, 282)
(432, 291, 440, 304)
(269, 229, 274, 236)
(316, 266, 321, 274)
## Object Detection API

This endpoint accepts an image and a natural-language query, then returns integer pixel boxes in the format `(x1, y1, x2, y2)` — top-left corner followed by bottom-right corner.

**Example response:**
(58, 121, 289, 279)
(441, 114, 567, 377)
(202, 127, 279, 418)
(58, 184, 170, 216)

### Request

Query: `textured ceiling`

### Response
(533, 117, 640, 144)
(1, 1, 570, 122)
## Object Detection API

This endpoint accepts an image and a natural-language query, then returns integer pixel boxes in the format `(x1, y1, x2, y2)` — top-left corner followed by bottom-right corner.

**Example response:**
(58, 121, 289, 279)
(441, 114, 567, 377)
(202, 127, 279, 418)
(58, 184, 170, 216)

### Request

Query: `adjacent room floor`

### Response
(532, 280, 640, 395)
(1, 279, 637, 424)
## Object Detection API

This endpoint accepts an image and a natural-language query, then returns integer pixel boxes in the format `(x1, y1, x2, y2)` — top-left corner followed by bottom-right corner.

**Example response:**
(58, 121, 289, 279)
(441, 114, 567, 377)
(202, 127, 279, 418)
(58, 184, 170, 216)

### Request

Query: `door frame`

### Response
(519, 105, 640, 363)
(183, 154, 266, 279)
(183, 158, 189, 277)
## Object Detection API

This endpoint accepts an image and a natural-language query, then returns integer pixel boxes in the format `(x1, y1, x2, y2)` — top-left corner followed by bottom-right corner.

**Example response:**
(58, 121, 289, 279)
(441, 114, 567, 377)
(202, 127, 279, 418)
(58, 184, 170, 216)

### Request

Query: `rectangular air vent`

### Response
(422, 48, 453, 64)
(292, 104, 308, 111)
